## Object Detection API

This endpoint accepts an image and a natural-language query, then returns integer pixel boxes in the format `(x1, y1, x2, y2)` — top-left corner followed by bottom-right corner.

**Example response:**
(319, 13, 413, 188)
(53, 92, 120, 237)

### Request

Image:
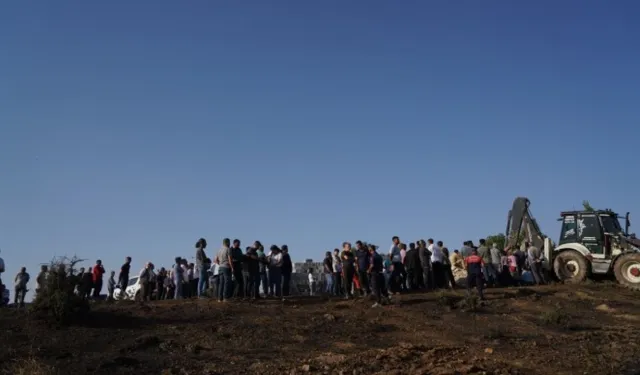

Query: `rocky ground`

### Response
(1, 283, 640, 375)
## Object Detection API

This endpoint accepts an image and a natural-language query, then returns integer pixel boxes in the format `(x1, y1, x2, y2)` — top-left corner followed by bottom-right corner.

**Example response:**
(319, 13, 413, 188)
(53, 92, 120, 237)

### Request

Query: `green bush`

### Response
(31, 256, 90, 325)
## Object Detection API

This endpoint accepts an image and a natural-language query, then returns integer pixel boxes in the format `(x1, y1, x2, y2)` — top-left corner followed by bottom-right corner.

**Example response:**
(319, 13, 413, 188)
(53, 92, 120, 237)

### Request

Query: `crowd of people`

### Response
(0, 235, 548, 308)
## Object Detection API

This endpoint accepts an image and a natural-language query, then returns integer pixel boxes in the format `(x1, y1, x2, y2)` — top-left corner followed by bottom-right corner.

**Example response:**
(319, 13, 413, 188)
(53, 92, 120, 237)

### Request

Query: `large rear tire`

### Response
(613, 253, 640, 291)
(553, 250, 589, 284)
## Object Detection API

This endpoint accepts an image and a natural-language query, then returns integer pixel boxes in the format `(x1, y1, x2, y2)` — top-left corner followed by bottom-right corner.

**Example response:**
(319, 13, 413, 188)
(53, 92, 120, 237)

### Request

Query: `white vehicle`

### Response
(113, 276, 142, 301)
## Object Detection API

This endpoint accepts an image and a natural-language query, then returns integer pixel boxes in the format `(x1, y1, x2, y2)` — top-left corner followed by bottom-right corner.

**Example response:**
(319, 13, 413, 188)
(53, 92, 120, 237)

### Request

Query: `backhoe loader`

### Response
(505, 197, 640, 290)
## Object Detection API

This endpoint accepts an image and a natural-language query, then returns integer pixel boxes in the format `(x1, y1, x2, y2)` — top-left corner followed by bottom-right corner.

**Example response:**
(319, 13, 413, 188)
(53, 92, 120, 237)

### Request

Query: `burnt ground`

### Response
(1, 284, 640, 375)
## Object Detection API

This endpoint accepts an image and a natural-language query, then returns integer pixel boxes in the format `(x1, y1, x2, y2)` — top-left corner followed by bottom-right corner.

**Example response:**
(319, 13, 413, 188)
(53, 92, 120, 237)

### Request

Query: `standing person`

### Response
(388, 236, 403, 294)
(244, 246, 260, 300)
(399, 243, 408, 291)
(418, 240, 432, 290)
(383, 255, 392, 292)
(340, 242, 356, 300)
(464, 248, 485, 300)
(195, 238, 209, 297)
(107, 271, 116, 301)
(323, 251, 334, 295)
(526, 241, 545, 285)
(138, 262, 153, 301)
(368, 244, 390, 307)
(308, 269, 316, 296)
(0, 251, 5, 303)
(229, 239, 245, 299)
(155, 268, 166, 300)
(82, 268, 94, 299)
(332, 249, 342, 296)
(36, 265, 48, 296)
(490, 243, 503, 286)
(507, 250, 520, 285)
(165, 271, 175, 300)
(450, 249, 467, 286)
(404, 242, 421, 290)
(187, 263, 197, 297)
(92, 260, 105, 299)
(355, 241, 370, 296)
(267, 245, 283, 298)
(216, 238, 233, 302)
(117, 257, 132, 298)
(477, 239, 496, 286)
(281, 245, 293, 298)
(173, 257, 184, 300)
(255, 242, 268, 297)
(428, 239, 444, 289)
(14, 267, 30, 307)
(441, 247, 456, 289)
(242, 247, 252, 297)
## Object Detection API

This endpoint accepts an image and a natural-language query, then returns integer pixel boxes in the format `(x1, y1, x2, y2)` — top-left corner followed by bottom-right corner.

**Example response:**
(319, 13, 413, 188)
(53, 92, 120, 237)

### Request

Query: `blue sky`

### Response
(1, 1, 638, 298)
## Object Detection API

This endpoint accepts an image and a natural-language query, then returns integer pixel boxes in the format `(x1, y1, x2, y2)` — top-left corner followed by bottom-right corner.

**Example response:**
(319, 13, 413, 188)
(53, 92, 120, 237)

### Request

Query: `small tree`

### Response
(485, 233, 506, 250)
(31, 255, 90, 325)
(583, 200, 595, 212)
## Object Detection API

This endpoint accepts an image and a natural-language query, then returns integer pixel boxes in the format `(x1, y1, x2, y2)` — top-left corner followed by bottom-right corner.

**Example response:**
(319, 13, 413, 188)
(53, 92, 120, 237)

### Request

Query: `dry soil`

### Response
(1, 284, 640, 375)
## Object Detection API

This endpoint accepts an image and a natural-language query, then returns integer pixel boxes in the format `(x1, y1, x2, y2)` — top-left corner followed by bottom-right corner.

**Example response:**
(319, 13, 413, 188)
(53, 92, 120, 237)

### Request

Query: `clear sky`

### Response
(1, 1, 638, 299)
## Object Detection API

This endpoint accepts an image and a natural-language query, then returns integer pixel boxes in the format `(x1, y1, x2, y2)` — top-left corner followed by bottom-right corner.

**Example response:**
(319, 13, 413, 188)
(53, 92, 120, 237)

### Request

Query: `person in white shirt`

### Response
(428, 239, 445, 289)
(267, 245, 283, 298)
(308, 269, 316, 296)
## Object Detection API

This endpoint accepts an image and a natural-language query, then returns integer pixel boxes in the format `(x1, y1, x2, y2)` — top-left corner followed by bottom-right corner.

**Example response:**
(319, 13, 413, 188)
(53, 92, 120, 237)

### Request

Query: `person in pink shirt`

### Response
(507, 250, 520, 285)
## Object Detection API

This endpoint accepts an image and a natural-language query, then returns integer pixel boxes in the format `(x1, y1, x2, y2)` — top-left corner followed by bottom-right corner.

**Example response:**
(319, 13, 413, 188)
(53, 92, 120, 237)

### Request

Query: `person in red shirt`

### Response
(92, 260, 106, 299)
(464, 248, 485, 300)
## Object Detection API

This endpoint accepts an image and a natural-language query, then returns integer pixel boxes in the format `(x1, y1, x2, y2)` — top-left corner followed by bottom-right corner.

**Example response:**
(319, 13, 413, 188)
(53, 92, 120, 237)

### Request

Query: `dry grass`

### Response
(4, 357, 58, 375)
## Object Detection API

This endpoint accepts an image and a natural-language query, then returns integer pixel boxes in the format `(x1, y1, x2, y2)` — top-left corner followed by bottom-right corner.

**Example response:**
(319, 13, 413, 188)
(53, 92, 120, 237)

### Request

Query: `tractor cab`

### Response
(558, 210, 635, 263)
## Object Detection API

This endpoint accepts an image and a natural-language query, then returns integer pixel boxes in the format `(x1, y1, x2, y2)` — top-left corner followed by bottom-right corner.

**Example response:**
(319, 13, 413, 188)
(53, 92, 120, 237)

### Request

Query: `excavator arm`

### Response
(505, 197, 546, 251)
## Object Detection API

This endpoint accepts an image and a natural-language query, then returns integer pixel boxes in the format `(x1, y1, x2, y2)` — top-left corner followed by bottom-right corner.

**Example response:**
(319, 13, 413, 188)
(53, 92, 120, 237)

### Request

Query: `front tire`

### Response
(613, 253, 640, 291)
(553, 250, 589, 284)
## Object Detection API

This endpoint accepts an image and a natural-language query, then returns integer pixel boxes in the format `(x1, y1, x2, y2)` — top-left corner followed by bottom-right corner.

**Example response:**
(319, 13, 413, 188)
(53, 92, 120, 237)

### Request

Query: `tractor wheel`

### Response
(613, 253, 640, 291)
(553, 250, 589, 284)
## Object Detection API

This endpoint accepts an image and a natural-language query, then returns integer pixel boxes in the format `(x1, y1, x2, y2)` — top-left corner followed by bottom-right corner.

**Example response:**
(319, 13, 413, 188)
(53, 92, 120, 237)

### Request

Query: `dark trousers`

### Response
(14, 286, 26, 306)
(268, 267, 282, 297)
(390, 262, 405, 293)
(432, 262, 445, 289)
(93, 279, 103, 298)
(422, 266, 433, 289)
(357, 270, 370, 294)
(342, 267, 355, 297)
(218, 267, 232, 300)
(444, 264, 456, 288)
(406, 268, 420, 290)
(246, 272, 260, 298)
(117, 275, 128, 289)
(467, 272, 484, 299)
(140, 281, 151, 301)
(156, 282, 165, 300)
(371, 272, 388, 303)
(232, 267, 245, 298)
(333, 272, 342, 295)
(282, 273, 291, 296)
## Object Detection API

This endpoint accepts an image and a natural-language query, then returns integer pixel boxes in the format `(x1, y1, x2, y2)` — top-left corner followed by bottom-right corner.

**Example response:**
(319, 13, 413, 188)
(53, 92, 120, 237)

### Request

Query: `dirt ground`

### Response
(1, 284, 640, 375)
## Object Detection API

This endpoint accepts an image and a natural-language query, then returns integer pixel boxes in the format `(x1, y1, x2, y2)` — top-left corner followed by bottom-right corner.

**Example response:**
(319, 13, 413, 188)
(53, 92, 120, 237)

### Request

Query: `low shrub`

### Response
(31, 256, 90, 325)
